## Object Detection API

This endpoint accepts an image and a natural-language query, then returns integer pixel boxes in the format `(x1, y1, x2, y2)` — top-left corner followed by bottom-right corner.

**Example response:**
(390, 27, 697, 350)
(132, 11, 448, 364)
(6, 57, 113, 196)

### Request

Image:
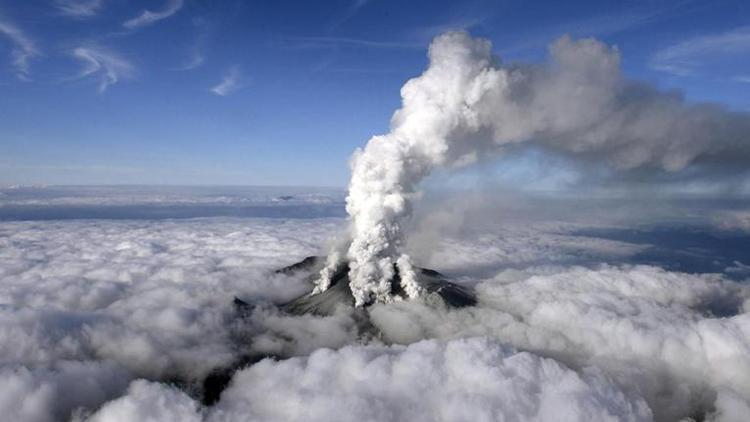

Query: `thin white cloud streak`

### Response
(173, 38, 206, 71)
(180, 47, 204, 70)
(70, 46, 134, 93)
(171, 18, 210, 71)
(651, 26, 750, 76)
(210, 66, 243, 96)
(714, 210, 750, 232)
(283, 35, 422, 50)
(327, 0, 371, 31)
(123, 0, 184, 29)
(0, 21, 39, 80)
(55, 0, 103, 18)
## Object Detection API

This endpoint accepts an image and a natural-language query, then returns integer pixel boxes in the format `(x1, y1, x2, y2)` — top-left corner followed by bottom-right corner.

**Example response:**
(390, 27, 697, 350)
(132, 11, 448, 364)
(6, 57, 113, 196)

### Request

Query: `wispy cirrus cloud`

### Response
(70, 46, 134, 92)
(0, 21, 39, 80)
(123, 0, 184, 30)
(210, 66, 244, 96)
(179, 45, 205, 71)
(282, 35, 422, 50)
(54, 0, 103, 18)
(172, 19, 210, 71)
(328, 0, 371, 32)
(650, 26, 750, 76)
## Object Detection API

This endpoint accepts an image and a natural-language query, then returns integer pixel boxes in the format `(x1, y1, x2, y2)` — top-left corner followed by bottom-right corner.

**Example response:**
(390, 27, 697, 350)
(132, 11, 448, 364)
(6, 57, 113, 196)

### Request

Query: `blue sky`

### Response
(0, 0, 748, 186)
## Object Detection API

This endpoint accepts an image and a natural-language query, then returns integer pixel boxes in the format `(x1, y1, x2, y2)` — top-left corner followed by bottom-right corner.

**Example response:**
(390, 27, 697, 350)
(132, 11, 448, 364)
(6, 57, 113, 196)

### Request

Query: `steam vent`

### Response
(277, 256, 477, 315)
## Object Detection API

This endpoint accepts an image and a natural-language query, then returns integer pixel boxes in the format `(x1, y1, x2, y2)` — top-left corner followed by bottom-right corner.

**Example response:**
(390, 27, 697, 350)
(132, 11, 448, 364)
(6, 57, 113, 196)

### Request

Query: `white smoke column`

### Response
(318, 31, 750, 306)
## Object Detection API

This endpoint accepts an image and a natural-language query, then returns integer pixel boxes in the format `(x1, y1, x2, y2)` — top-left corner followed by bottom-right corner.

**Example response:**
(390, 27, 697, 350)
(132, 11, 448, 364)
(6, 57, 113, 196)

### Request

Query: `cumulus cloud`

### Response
(55, 0, 103, 18)
(0, 21, 39, 80)
(123, 0, 184, 29)
(70, 46, 134, 92)
(210, 66, 244, 96)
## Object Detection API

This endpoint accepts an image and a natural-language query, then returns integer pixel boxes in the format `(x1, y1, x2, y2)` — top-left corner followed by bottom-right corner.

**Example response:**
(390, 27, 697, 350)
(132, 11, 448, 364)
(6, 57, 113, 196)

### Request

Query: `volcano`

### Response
(277, 256, 477, 314)
(205, 256, 476, 406)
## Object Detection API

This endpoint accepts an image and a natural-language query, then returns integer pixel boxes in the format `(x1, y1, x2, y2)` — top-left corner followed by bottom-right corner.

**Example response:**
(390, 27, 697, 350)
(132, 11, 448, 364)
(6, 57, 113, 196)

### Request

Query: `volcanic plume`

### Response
(314, 31, 750, 306)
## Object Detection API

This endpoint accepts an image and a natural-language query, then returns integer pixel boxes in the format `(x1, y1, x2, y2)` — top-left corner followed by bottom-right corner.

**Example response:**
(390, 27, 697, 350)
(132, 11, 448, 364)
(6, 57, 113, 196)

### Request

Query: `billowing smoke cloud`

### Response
(319, 31, 750, 306)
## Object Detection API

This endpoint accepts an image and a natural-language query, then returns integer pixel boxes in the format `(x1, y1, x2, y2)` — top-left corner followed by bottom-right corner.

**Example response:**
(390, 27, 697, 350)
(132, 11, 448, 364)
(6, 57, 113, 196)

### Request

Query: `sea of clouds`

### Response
(1, 186, 749, 421)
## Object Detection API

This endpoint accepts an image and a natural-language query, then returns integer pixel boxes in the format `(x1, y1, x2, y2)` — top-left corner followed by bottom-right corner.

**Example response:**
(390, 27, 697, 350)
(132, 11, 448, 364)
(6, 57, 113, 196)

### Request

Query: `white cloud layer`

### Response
(92, 338, 650, 422)
(208, 338, 651, 422)
(365, 264, 750, 422)
(0, 217, 341, 421)
(0, 208, 748, 421)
